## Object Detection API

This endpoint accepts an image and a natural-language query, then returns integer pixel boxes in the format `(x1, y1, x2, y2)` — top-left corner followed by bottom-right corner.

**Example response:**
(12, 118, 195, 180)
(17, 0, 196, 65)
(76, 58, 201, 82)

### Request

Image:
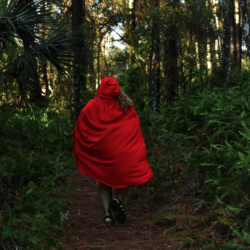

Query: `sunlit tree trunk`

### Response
(231, 0, 237, 69)
(42, 60, 49, 97)
(41, 1, 50, 97)
(97, 37, 101, 87)
(240, 0, 250, 67)
(212, 0, 219, 65)
(71, 0, 87, 122)
(207, 38, 212, 70)
(195, 41, 200, 69)
(207, 1, 212, 70)
(103, 44, 109, 76)
(235, 0, 241, 69)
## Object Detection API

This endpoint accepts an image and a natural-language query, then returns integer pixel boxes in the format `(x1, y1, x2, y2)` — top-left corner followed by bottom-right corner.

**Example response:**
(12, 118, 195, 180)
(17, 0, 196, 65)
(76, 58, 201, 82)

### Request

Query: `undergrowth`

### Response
(3, 70, 250, 249)
(128, 70, 250, 249)
(0, 101, 75, 249)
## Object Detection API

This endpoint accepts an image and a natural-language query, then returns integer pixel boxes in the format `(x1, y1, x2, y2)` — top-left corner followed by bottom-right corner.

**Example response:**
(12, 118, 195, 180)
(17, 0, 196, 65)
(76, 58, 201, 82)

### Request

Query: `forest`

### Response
(1, 0, 250, 249)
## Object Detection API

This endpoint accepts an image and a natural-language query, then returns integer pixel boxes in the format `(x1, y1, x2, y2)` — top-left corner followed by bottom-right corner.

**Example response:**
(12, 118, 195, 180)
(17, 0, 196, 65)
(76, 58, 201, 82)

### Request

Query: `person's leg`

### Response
(110, 187, 129, 224)
(99, 182, 112, 222)
(115, 187, 129, 203)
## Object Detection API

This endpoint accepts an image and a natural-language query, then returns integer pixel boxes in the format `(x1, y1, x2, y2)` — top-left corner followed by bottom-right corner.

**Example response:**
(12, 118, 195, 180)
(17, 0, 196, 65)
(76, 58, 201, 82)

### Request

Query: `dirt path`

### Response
(63, 170, 173, 250)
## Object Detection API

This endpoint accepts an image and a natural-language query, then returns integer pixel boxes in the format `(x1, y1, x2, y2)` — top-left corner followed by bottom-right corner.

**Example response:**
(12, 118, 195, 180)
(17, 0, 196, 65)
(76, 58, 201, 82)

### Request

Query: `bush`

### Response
(0, 106, 75, 249)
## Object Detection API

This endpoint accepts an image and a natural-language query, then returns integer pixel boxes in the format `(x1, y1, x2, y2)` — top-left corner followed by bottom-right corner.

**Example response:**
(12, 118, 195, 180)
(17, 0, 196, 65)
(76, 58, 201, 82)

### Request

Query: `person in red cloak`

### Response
(73, 76, 153, 225)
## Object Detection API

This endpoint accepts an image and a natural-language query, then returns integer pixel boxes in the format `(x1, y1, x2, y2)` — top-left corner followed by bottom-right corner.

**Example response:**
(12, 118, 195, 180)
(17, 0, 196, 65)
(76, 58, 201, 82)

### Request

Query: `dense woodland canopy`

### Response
(2, 0, 250, 249)
(1, 0, 250, 117)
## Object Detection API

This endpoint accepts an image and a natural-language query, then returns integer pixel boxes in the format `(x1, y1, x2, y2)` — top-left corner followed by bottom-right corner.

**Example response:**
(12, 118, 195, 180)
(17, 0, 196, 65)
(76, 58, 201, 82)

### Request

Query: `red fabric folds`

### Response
(73, 76, 153, 188)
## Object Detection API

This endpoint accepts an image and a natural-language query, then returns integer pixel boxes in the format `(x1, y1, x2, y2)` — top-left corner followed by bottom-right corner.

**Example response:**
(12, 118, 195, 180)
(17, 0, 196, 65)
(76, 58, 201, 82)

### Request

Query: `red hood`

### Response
(97, 77, 120, 99)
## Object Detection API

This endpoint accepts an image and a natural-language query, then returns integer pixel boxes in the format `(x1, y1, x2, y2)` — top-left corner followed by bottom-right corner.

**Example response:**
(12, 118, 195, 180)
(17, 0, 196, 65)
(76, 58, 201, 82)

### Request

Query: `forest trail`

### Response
(63, 170, 175, 250)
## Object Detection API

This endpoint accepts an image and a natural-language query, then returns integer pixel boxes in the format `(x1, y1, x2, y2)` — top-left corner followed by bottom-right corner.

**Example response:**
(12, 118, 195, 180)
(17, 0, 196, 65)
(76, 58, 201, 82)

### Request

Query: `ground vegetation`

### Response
(1, 0, 250, 249)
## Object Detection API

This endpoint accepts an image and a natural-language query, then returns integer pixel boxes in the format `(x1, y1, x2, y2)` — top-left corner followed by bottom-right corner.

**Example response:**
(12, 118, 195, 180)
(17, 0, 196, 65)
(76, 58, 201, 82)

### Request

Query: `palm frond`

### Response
(2, 54, 32, 79)
(30, 27, 74, 72)
(0, 0, 51, 44)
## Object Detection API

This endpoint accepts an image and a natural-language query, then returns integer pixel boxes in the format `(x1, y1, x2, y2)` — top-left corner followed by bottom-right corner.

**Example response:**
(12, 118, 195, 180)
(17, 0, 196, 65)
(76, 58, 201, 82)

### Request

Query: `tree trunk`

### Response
(88, 24, 96, 90)
(129, 0, 138, 103)
(235, 0, 241, 69)
(97, 38, 101, 87)
(148, 0, 160, 118)
(103, 44, 109, 76)
(42, 60, 50, 97)
(207, 2, 212, 71)
(163, 22, 179, 104)
(41, 1, 50, 97)
(130, 0, 137, 66)
(71, 0, 87, 122)
(222, 0, 233, 87)
(180, 43, 186, 94)
(231, 0, 237, 69)
(97, 33, 105, 87)
(240, 0, 250, 63)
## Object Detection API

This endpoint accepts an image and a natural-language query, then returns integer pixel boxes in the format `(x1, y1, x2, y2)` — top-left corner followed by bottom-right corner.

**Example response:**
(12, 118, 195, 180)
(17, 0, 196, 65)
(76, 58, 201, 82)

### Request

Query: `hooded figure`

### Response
(73, 76, 153, 225)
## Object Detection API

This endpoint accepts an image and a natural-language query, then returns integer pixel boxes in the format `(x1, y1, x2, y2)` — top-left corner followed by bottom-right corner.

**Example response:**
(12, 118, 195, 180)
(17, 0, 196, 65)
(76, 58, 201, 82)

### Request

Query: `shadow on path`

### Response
(64, 170, 171, 250)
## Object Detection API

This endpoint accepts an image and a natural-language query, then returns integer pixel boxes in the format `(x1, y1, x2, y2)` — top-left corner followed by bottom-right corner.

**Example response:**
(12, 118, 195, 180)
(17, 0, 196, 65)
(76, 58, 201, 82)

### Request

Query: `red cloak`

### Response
(73, 77, 153, 188)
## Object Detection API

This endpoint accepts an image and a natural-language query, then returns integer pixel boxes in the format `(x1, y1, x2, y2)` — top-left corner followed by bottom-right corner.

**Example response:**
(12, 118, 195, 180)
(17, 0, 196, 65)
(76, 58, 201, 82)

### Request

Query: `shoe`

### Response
(110, 198, 126, 224)
(104, 215, 115, 225)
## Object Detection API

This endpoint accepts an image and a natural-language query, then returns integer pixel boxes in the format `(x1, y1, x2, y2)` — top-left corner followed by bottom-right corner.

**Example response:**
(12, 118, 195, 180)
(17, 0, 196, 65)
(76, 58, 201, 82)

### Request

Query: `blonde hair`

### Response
(117, 90, 134, 113)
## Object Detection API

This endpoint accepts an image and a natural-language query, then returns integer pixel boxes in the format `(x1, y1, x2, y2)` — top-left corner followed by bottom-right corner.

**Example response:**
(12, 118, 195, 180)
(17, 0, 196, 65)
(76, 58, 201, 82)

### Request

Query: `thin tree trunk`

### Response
(130, 0, 137, 66)
(189, 32, 195, 79)
(240, 0, 250, 63)
(163, 22, 179, 104)
(213, 0, 219, 65)
(235, 0, 241, 69)
(222, 0, 232, 87)
(207, 1, 212, 71)
(49, 62, 54, 94)
(71, 0, 87, 122)
(148, 0, 160, 117)
(231, 0, 237, 69)
(42, 60, 49, 97)
(97, 33, 104, 87)
(129, 0, 138, 103)
(89, 24, 95, 90)
(41, 1, 49, 97)
(179, 43, 186, 93)
(207, 37, 212, 70)
(103, 44, 109, 76)
(97, 39, 101, 87)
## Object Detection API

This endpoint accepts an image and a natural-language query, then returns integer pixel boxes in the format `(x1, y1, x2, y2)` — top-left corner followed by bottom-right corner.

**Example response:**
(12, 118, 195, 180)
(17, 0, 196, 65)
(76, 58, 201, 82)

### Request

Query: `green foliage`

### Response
(153, 206, 176, 226)
(209, 228, 250, 250)
(0, 104, 74, 249)
(0, 0, 74, 103)
(80, 85, 96, 106)
(230, 70, 250, 88)
(119, 64, 150, 123)
(132, 72, 250, 248)
(0, 2, 5, 12)
(122, 65, 142, 92)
